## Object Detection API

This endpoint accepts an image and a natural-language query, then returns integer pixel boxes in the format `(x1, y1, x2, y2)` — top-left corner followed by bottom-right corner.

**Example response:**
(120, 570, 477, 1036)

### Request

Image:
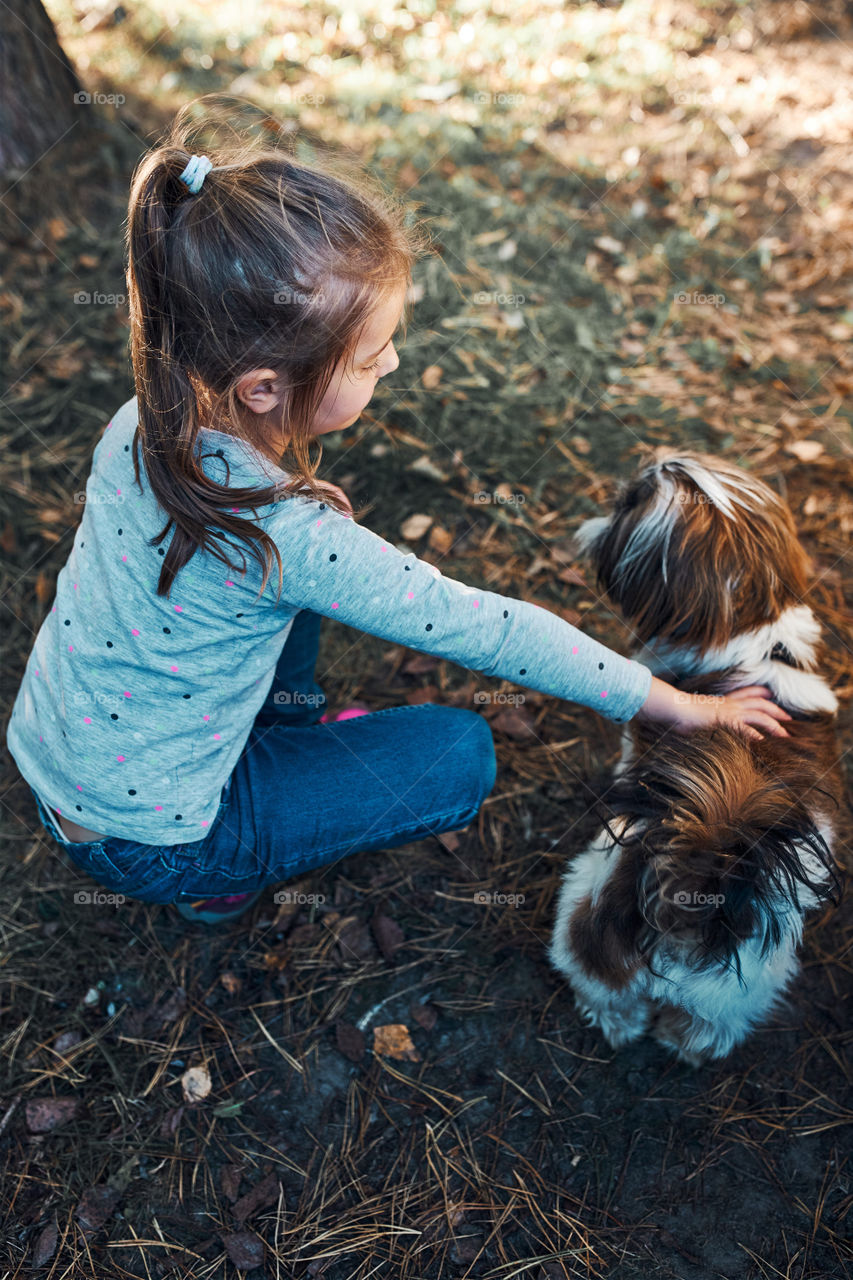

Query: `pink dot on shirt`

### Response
(213, 733, 220, 740)
(77, 785, 82, 791)
(154, 805, 162, 811)
(572, 646, 578, 654)
(331, 602, 339, 609)
(68, 644, 73, 652)
(131, 628, 140, 636)
(200, 819, 208, 827)
(124, 691, 131, 698)
(83, 716, 92, 724)
(407, 591, 414, 600)
(170, 665, 178, 672)
(117, 755, 125, 762)
(174, 605, 182, 612)
(473, 600, 479, 608)
(225, 580, 234, 587)
(122, 555, 127, 562)
(116, 488, 121, 496)
(600, 690, 608, 698)
(203, 714, 210, 721)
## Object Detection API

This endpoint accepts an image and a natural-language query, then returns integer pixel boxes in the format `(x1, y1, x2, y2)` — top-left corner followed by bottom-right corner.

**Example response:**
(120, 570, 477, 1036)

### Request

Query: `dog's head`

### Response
(575, 448, 811, 650)
(570, 727, 842, 986)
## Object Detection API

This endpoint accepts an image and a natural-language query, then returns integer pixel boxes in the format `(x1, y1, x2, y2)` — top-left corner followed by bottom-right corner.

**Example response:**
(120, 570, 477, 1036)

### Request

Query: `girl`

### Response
(7, 102, 791, 925)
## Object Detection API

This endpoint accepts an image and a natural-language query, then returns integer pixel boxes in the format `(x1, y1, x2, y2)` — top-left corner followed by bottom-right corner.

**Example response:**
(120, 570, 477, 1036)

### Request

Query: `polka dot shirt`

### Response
(6, 395, 653, 843)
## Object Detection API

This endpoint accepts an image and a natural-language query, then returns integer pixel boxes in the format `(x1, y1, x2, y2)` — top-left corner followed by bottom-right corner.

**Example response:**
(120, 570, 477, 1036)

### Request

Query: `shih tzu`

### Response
(548, 448, 844, 1065)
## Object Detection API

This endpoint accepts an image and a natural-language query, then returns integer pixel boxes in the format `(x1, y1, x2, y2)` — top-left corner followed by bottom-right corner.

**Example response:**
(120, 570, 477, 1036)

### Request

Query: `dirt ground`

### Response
(2, 1, 852, 1277)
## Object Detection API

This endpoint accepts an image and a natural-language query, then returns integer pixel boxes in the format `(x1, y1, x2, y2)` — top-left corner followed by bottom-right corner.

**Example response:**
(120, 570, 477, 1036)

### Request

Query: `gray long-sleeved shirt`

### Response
(7, 395, 653, 844)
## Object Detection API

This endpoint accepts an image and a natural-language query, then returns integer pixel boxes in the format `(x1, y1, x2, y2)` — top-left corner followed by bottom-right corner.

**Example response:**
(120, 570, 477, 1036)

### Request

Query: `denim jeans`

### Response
(28, 610, 498, 903)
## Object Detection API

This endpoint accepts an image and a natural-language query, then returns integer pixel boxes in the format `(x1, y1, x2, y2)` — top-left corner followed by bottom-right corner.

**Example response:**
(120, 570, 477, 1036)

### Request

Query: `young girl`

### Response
(7, 103, 791, 925)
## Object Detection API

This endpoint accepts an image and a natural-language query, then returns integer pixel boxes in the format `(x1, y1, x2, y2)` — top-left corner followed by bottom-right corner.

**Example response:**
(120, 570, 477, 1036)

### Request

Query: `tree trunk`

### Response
(0, 0, 87, 178)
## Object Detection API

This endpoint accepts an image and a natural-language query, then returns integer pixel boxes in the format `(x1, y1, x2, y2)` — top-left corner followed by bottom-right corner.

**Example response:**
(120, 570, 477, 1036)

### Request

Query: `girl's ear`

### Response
(235, 368, 285, 414)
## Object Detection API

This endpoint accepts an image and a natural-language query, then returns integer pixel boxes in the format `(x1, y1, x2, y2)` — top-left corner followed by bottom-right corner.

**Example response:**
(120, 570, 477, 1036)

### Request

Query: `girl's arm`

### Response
(266, 492, 651, 721)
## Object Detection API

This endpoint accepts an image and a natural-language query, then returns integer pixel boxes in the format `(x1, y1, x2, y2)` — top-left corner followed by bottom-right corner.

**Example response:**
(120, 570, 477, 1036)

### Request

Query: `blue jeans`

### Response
(28, 610, 497, 903)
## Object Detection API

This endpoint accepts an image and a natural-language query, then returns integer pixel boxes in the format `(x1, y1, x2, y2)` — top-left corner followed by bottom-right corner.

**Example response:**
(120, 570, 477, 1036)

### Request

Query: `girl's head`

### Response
(125, 96, 427, 598)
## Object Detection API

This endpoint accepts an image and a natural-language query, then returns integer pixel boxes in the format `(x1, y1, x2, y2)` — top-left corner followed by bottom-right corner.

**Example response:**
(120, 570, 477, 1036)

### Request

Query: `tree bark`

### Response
(0, 0, 87, 177)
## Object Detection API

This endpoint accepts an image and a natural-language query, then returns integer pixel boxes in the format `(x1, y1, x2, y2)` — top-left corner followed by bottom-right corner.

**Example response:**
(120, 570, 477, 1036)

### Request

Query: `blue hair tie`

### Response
(178, 154, 213, 194)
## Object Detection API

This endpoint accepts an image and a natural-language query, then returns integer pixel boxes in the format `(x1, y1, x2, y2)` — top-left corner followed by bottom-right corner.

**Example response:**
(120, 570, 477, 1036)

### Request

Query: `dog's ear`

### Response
(572, 515, 612, 563)
(568, 848, 647, 989)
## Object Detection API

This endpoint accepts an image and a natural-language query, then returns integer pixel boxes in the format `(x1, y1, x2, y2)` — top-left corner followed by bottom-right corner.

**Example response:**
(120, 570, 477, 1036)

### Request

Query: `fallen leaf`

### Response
(74, 1185, 120, 1235)
(785, 439, 824, 461)
(181, 1065, 212, 1105)
(421, 365, 443, 389)
(220, 1164, 243, 1203)
(408, 453, 449, 481)
(336, 1021, 366, 1063)
(373, 1023, 420, 1062)
(491, 707, 538, 739)
(436, 829, 461, 852)
(400, 513, 433, 541)
(221, 1231, 265, 1269)
(220, 971, 241, 996)
(30, 1220, 58, 1267)
(428, 524, 454, 553)
(26, 1098, 78, 1133)
(233, 1171, 280, 1224)
(594, 235, 625, 255)
(400, 653, 439, 675)
(410, 1002, 439, 1031)
(52, 1030, 82, 1054)
(371, 912, 405, 961)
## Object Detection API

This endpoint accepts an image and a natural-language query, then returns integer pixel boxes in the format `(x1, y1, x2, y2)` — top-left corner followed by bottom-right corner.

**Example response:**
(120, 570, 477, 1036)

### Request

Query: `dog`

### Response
(548, 447, 844, 1064)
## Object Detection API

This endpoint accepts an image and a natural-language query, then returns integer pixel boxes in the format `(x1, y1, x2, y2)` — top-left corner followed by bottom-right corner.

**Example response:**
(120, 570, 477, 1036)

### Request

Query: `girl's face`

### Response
(309, 283, 406, 436)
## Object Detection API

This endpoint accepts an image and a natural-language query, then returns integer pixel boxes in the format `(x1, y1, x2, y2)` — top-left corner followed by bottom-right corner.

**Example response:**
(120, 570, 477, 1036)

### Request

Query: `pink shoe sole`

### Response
(173, 889, 263, 924)
(320, 704, 370, 723)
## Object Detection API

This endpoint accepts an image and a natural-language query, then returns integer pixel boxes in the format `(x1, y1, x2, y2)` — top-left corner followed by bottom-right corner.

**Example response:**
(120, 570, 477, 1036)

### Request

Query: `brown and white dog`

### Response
(548, 448, 844, 1064)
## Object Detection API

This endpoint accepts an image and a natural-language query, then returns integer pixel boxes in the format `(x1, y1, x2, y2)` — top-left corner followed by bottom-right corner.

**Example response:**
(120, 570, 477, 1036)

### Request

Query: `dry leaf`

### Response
(181, 1065, 212, 1104)
(373, 1023, 420, 1062)
(30, 1220, 59, 1268)
(220, 971, 241, 996)
(421, 365, 443, 389)
(371, 912, 405, 961)
(785, 439, 824, 461)
(410, 1002, 439, 1031)
(336, 1021, 366, 1063)
(221, 1231, 265, 1270)
(491, 707, 538, 739)
(400, 513, 433, 540)
(26, 1098, 78, 1132)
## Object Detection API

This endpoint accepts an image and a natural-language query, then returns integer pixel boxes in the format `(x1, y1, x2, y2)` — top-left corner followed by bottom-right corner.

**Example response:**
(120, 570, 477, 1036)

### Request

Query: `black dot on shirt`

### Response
(405, 565, 411, 571)
(215, 449, 224, 458)
(64, 619, 70, 626)
(76, 805, 82, 811)
(117, 528, 123, 536)
(236, 613, 244, 618)
(81, 541, 84, 547)
(106, 641, 113, 648)
(124, 444, 129, 452)
(425, 623, 433, 631)
(319, 503, 326, 510)
(329, 553, 337, 561)
(128, 789, 136, 796)
(158, 548, 165, 556)
(598, 662, 604, 670)
(110, 713, 118, 720)
(519, 668, 527, 675)
(503, 610, 509, 618)
(162, 627, 170, 634)
(182, 693, 191, 699)
(175, 814, 182, 821)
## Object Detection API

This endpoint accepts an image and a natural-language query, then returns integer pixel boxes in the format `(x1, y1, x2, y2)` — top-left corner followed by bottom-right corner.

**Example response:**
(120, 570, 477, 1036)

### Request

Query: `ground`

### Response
(1, 1, 852, 1277)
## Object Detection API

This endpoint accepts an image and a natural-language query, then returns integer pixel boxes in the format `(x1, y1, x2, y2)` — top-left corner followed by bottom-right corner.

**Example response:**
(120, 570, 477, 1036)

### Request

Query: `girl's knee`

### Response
(435, 706, 496, 807)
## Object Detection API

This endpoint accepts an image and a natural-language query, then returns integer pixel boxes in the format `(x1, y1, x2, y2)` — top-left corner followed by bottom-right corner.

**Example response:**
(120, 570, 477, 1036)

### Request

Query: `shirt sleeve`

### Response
(263, 494, 653, 724)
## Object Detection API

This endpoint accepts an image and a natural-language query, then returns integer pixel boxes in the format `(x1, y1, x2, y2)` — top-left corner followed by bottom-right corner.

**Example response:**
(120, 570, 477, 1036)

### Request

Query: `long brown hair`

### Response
(125, 96, 428, 600)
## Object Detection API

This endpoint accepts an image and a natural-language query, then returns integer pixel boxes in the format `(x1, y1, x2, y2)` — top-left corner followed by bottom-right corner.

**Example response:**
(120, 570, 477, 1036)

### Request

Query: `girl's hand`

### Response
(637, 676, 792, 742)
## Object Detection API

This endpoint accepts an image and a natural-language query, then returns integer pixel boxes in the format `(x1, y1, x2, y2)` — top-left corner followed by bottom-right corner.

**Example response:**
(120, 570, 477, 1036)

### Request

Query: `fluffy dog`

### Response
(548, 448, 843, 1064)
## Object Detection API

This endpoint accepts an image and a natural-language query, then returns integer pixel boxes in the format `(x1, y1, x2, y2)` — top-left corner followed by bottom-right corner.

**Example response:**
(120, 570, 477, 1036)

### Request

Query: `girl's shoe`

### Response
(320, 703, 370, 723)
(173, 889, 263, 924)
